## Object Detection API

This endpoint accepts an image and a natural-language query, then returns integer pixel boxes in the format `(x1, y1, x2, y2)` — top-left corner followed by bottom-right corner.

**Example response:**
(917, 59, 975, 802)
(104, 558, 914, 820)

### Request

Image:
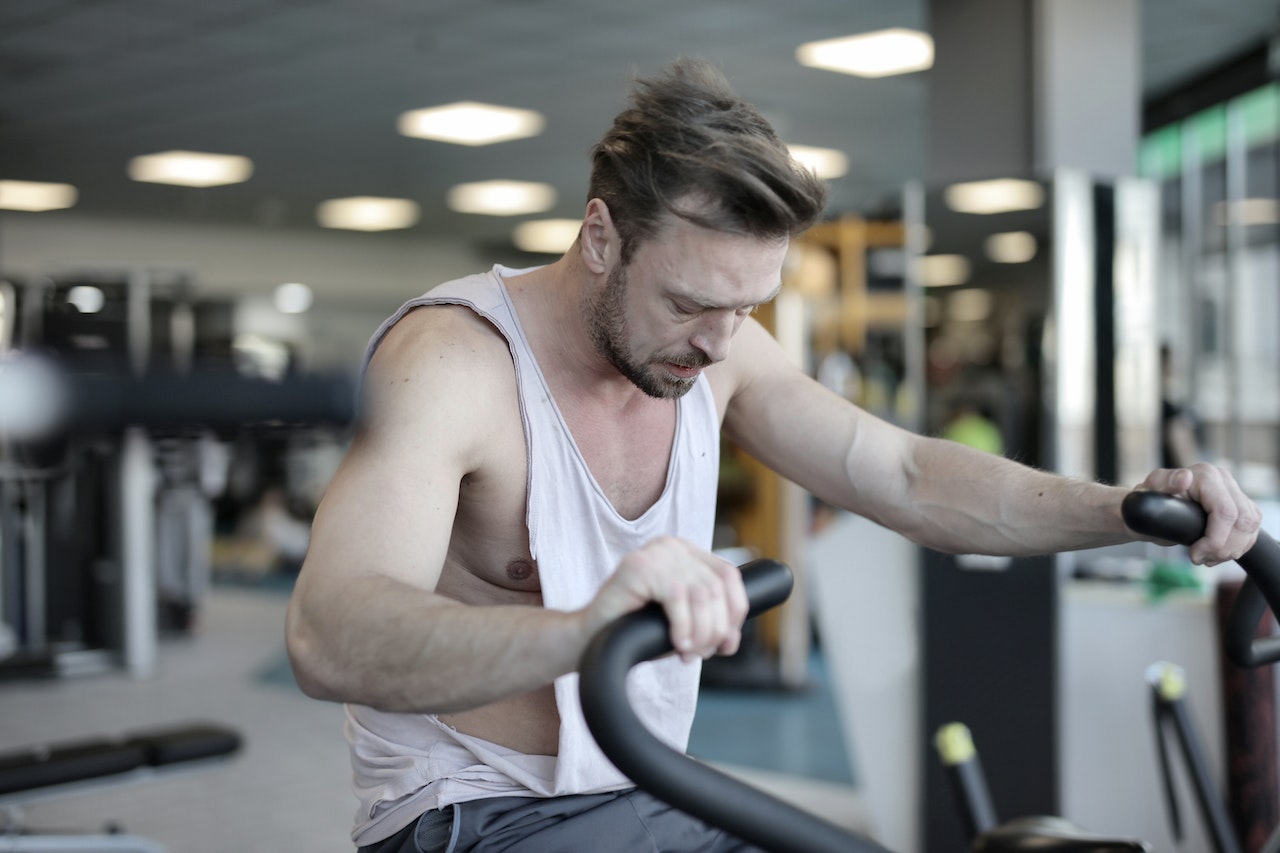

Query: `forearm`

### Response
(867, 435, 1133, 556)
(286, 573, 593, 714)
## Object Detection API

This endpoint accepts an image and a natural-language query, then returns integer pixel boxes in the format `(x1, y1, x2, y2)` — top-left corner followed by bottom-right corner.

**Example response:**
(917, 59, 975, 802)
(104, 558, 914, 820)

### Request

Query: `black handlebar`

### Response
(1121, 491, 1280, 668)
(578, 558, 892, 853)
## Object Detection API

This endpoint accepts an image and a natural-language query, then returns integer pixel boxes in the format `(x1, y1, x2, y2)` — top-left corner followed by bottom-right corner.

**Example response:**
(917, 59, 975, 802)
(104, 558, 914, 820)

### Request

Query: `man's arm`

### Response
(719, 318, 1259, 565)
(285, 307, 595, 713)
(286, 307, 748, 714)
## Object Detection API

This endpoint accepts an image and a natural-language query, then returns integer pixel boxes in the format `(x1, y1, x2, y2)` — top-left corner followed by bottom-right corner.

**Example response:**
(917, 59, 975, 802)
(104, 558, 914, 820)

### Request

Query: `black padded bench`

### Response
(0, 722, 242, 852)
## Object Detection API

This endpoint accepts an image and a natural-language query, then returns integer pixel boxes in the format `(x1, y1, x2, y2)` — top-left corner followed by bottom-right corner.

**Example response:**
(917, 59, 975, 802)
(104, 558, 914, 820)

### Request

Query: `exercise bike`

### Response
(578, 491, 1280, 852)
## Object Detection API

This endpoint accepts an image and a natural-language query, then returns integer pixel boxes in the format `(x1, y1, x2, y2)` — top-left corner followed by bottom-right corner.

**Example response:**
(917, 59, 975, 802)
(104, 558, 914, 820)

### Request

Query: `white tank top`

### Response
(344, 265, 721, 845)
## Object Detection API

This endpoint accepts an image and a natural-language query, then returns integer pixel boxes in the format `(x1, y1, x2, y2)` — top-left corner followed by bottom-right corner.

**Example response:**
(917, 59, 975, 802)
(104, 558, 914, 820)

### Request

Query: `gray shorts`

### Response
(358, 788, 765, 852)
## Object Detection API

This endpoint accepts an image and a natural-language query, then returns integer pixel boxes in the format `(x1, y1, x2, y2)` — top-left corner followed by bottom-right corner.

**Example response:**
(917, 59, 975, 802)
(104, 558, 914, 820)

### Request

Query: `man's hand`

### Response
(1137, 463, 1262, 565)
(584, 537, 750, 662)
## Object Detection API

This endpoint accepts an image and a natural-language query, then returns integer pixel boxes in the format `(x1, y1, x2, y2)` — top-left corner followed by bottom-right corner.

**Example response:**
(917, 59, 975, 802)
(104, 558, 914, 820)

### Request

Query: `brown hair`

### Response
(588, 58, 829, 263)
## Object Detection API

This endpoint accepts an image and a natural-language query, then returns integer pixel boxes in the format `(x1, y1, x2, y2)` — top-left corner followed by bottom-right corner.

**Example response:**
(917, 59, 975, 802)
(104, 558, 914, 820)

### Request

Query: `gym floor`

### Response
(0, 579, 868, 852)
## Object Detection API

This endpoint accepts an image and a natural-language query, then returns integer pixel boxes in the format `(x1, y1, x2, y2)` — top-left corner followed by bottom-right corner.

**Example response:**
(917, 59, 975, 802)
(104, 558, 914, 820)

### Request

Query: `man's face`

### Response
(584, 213, 789, 399)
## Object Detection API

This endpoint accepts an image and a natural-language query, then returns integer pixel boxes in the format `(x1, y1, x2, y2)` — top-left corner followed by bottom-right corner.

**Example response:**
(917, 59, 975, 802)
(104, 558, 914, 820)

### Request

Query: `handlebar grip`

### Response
(1122, 491, 1280, 668)
(1120, 491, 1208, 546)
(578, 559, 890, 853)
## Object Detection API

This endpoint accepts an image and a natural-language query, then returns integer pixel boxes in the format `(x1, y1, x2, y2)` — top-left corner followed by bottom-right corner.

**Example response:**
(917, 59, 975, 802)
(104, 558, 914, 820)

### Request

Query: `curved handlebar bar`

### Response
(578, 558, 892, 853)
(1122, 491, 1280, 668)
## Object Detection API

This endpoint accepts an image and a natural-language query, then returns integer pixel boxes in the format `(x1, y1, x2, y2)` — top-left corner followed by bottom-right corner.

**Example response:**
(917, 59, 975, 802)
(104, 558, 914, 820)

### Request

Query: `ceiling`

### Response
(1, 0, 1277, 254)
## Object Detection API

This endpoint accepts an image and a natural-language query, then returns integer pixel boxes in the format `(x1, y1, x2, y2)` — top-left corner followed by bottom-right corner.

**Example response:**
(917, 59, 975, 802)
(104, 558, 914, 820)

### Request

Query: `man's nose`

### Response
(690, 312, 737, 364)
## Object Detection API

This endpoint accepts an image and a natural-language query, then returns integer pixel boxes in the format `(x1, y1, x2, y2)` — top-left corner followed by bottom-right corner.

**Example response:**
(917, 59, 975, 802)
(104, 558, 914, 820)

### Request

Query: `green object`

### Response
(1145, 560, 1202, 602)
(943, 413, 1004, 456)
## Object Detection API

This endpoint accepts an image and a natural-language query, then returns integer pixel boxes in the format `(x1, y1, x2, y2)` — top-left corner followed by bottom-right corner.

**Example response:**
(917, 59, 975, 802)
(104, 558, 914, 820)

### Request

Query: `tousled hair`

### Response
(588, 58, 829, 264)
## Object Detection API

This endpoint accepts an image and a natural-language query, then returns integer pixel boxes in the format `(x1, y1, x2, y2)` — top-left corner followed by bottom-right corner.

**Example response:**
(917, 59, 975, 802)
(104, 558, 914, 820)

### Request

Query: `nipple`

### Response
(506, 559, 536, 582)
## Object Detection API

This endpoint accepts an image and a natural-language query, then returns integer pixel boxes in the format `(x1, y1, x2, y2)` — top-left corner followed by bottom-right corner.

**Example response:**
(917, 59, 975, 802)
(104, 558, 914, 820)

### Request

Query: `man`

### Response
(286, 59, 1260, 852)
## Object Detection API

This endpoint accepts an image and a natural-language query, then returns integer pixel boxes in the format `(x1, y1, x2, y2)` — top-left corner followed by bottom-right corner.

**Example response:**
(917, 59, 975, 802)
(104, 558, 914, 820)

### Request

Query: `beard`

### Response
(585, 263, 708, 399)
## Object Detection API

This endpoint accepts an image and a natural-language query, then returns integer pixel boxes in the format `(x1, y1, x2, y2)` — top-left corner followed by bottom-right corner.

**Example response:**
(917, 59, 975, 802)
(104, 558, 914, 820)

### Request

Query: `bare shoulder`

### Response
(361, 304, 517, 454)
(367, 303, 515, 392)
(300, 302, 519, 588)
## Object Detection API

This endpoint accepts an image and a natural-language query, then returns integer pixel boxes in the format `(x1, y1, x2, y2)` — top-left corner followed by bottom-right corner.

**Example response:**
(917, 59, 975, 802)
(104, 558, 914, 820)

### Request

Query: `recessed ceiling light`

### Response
(985, 231, 1038, 263)
(919, 254, 971, 287)
(67, 285, 105, 313)
(788, 145, 849, 179)
(0, 180, 78, 211)
(447, 180, 556, 216)
(797, 28, 934, 78)
(945, 179, 1045, 214)
(274, 282, 314, 314)
(316, 196, 420, 231)
(949, 288, 993, 322)
(513, 219, 582, 254)
(128, 150, 254, 187)
(398, 101, 546, 146)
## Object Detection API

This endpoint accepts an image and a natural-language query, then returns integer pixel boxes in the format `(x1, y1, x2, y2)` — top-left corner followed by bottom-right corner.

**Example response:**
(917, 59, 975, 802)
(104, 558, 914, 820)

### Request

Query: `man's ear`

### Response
(580, 198, 615, 275)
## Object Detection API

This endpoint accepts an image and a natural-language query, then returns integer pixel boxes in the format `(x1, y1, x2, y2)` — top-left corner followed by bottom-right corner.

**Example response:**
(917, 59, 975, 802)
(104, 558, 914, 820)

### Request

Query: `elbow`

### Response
(284, 603, 348, 703)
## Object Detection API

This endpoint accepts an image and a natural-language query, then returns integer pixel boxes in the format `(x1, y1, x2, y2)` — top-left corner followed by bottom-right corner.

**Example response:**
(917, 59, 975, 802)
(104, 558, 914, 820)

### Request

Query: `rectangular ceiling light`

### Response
(0, 179, 78, 211)
(398, 101, 545, 146)
(788, 145, 849, 179)
(985, 231, 1038, 263)
(945, 178, 1045, 214)
(447, 180, 556, 216)
(919, 254, 971, 287)
(513, 219, 582, 254)
(316, 196, 420, 231)
(1213, 198, 1280, 226)
(128, 150, 253, 187)
(797, 28, 934, 78)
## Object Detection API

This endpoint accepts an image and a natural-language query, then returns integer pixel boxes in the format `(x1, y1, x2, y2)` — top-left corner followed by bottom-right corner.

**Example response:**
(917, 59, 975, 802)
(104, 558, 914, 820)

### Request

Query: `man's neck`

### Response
(503, 256, 655, 411)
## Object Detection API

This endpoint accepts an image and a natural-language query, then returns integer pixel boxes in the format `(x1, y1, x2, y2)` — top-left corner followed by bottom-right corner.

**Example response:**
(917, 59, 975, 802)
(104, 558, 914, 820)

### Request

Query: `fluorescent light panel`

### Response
(398, 101, 545, 146)
(985, 231, 1038, 263)
(448, 180, 555, 216)
(0, 180, 78, 211)
(945, 179, 1044, 214)
(788, 145, 849, 179)
(128, 150, 253, 187)
(513, 219, 581, 254)
(920, 254, 971, 287)
(67, 286, 105, 313)
(949, 288, 993, 322)
(317, 196, 420, 231)
(274, 282, 314, 314)
(797, 28, 934, 78)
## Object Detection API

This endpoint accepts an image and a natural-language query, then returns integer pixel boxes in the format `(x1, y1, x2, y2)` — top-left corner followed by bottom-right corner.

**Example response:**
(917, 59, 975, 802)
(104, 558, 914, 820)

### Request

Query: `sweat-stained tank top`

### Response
(343, 265, 721, 846)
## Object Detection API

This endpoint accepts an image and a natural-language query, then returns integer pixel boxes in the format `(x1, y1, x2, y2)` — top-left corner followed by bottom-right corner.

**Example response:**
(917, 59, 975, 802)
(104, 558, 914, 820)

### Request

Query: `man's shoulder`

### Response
(371, 302, 512, 380)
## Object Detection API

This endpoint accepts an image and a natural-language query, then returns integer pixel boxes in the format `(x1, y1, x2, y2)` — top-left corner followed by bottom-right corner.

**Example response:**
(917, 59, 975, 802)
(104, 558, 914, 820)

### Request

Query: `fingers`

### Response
(608, 538, 749, 663)
(1142, 463, 1261, 565)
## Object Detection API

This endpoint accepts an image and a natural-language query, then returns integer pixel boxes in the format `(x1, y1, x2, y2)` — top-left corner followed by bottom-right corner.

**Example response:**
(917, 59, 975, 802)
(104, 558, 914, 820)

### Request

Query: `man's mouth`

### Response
(663, 362, 702, 379)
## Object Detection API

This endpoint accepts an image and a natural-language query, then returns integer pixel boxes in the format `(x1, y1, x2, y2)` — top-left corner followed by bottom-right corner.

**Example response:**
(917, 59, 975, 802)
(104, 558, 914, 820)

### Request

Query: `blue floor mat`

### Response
(688, 652, 854, 785)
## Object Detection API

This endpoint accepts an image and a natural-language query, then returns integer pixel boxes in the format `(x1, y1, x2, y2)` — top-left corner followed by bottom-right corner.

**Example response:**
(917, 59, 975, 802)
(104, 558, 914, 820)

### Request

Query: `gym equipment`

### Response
(0, 343, 356, 679)
(1123, 492, 1280, 853)
(580, 558, 889, 853)
(934, 722, 1150, 852)
(582, 559, 1155, 852)
(931, 492, 1280, 852)
(1120, 491, 1280, 670)
(580, 493, 1280, 852)
(1146, 661, 1243, 853)
(0, 353, 356, 441)
(0, 721, 241, 852)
